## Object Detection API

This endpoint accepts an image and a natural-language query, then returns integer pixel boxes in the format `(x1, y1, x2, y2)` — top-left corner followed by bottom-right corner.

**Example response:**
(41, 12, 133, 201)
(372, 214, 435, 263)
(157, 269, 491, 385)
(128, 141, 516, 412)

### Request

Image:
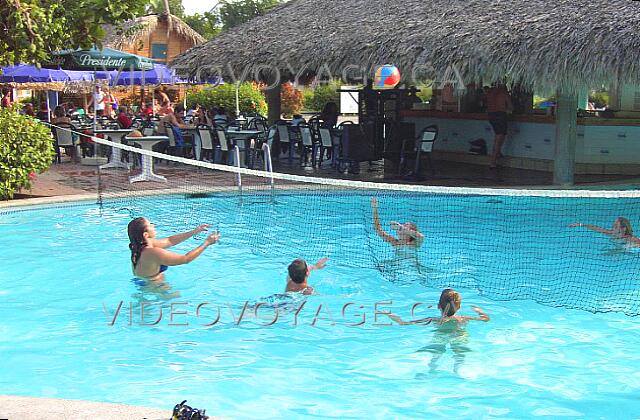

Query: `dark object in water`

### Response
(186, 192, 214, 199)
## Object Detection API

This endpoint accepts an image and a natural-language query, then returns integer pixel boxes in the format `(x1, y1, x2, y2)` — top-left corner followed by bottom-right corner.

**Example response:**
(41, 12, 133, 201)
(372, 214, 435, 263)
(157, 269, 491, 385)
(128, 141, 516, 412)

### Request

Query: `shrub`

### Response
(0, 108, 55, 199)
(589, 90, 609, 109)
(415, 84, 433, 102)
(301, 87, 315, 111)
(305, 80, 342, 112)
(186, 82, 268, 116)
(280, 82, 303, 117)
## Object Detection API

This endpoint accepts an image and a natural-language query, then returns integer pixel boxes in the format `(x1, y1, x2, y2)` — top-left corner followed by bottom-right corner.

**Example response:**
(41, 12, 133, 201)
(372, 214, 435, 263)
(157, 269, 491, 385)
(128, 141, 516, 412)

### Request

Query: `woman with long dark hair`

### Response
(128, 217, 220, 280)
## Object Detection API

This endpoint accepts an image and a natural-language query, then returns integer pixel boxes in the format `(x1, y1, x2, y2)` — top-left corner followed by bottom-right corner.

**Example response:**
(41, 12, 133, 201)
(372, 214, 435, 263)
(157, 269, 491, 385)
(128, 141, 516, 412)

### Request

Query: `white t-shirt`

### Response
(95, 92, 105, 111)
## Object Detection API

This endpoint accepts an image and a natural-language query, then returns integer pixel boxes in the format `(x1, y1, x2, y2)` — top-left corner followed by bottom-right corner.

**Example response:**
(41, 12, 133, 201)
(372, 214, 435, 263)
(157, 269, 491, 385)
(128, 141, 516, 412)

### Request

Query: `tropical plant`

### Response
(0, 0, 148, 66)
(0, 108, 55, 199)
(280, 83, 303, 117)
(145, 0, 185, 17)
(218, 0, 281, 30)
(183, 12, 221, 39)
(186, 83, 268, 116)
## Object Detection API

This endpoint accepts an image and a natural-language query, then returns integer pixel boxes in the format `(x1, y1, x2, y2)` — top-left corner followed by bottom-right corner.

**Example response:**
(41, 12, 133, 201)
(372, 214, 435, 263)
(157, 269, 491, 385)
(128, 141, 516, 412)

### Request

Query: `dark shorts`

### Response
(488, 112, 508, 135)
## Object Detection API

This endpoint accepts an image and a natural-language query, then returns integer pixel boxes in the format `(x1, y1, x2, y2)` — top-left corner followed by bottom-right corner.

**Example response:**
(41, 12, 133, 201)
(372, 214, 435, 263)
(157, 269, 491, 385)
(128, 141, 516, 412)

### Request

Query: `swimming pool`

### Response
(1, 193, 639, 419)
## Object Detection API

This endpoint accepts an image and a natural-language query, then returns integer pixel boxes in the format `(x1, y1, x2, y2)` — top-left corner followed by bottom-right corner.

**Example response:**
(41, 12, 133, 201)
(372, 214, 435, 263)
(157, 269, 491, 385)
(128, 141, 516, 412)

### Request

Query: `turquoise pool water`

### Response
(1, 194, 639, 419)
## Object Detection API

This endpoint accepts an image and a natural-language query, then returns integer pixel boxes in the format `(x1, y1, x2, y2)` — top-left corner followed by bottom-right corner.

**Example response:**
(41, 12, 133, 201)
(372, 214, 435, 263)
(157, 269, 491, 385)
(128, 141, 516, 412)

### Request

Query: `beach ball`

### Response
(374, 65, 401, 89)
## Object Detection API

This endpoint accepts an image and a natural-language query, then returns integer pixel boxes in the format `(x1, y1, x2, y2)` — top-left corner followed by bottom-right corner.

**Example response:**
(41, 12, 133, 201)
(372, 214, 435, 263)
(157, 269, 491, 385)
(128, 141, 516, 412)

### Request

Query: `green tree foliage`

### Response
(589, 89, 609, 109)
(0, 108, 55, 199)
(183, 12, 221, 40)
(0, 0, 148, 66)
(187, 83, 268, 116)
(218, 0, 281, 30)
(303, 81, 342, 111)
(145, 0, 185, 17)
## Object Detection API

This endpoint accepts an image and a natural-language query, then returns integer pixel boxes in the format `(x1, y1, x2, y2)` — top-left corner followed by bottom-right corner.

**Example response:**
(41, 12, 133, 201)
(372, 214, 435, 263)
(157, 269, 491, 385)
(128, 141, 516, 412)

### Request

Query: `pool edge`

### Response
(0, 193, 97, 210)
(0, 395, 226, 420)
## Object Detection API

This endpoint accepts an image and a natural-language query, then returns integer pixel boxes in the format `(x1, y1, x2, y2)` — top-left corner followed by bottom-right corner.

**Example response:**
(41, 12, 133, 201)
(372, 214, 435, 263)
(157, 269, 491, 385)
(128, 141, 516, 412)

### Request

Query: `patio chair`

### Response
(298, 124, 316, 166)
(248, 116, 268, 133)
(400, 124, 438, 179)
(197, 125, 215, 162)
(276, 122, 294, 162)
(52, 122, 77, 163)
(317, 127, 334, 168)
(214, 127, 232, 165)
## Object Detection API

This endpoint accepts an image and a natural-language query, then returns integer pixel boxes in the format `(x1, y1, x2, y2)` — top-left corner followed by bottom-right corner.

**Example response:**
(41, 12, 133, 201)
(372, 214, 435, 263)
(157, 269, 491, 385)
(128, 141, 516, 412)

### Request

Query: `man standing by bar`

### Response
(486, 83, 513, 168)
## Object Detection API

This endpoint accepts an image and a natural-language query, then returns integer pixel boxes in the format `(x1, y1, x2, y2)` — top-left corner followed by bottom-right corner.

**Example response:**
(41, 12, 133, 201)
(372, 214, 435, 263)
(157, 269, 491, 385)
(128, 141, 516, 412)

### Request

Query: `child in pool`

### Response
(285, 257, 328, 295)
(386, 288, 489, 374)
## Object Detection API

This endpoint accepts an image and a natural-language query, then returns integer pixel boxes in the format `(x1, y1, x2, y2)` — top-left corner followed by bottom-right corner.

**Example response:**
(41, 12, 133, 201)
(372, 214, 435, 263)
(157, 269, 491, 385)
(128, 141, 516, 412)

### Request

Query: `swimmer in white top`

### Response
(371, 197, 424, 248)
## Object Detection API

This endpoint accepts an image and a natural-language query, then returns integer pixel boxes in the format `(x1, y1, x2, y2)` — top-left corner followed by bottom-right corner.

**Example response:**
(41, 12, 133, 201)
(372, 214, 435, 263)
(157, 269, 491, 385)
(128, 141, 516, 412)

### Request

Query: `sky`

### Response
(182, 0, 218, 15)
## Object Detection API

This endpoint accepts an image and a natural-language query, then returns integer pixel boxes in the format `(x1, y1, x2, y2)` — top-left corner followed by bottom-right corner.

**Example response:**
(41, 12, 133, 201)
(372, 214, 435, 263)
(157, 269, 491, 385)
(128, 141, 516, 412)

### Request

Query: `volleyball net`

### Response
(76, 132, 640, 316)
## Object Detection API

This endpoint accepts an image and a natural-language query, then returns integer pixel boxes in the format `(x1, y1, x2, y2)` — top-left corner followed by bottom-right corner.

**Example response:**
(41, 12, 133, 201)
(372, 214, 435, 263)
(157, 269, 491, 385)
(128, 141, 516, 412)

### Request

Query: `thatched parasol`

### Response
(103, 14, 205, 52)
(172, 0, 640, 91)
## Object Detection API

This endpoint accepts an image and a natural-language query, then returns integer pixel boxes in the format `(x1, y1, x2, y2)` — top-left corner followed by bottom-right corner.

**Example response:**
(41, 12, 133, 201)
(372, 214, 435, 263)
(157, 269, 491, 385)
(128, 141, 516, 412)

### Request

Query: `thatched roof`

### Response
(103, 14, 205, 51)
(172, 0, 640, 91)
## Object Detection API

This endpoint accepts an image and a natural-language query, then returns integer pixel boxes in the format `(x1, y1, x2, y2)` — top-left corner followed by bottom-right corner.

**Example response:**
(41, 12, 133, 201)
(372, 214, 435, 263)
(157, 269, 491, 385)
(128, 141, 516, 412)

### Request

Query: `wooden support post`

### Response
(553, 90, 578, 186)
(266, 83, 282, 125)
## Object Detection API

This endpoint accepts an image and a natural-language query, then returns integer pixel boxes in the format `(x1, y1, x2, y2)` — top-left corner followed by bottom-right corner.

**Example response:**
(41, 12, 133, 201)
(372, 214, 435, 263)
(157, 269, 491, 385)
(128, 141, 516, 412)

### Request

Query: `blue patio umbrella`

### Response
(103, 64, 187, 86)
(0, 64, 93, 83)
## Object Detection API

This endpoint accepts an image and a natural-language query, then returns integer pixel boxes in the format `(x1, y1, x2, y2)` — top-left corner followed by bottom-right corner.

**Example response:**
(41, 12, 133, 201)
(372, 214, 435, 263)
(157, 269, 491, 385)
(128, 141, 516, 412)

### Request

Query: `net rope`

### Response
(48, 124, 640, 315)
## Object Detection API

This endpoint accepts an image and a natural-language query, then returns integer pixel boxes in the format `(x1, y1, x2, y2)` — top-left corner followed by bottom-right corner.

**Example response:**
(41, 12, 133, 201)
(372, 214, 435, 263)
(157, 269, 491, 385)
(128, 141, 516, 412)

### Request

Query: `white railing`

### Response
(233, 145, 242, 194)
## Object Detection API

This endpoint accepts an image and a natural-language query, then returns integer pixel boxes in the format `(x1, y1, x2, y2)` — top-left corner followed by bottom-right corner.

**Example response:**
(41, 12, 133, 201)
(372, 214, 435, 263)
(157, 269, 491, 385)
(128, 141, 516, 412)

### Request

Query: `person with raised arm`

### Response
(569, 217, 640, 247)
(285, 257, 328, 295)
(127, 217, 220, 281)
(371, 197, 424, 248)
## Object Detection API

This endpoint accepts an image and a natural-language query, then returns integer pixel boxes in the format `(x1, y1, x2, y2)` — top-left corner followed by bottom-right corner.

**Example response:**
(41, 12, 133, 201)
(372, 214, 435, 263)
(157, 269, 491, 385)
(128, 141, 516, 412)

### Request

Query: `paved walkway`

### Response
(0, 396, 176, 420)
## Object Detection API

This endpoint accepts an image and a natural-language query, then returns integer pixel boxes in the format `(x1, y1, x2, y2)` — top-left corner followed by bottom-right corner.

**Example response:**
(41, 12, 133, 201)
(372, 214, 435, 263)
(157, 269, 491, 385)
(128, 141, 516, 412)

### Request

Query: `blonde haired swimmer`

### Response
(371, 197, 424, 248)
(569, 217, 640, 247)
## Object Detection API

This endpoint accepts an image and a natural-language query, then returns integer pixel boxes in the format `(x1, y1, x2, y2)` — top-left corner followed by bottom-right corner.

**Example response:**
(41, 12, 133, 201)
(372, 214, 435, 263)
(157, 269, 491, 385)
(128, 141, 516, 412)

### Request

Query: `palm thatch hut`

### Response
(104, 13, 205, 65)
(172, 0, 640, 185)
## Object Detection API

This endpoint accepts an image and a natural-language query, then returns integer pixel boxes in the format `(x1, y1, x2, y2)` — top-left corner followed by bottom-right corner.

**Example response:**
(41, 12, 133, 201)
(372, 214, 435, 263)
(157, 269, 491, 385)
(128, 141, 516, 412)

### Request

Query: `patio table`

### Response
(125, 135, 169, 183)
(225, 129, 262, 167)
(94, 128, 133, 170)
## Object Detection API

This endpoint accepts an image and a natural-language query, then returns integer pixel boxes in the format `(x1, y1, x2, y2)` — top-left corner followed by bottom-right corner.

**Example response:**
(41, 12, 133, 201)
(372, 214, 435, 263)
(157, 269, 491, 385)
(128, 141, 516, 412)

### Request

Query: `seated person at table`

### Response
(140, 102, 154, 118)
(51, 106, 71, 125)
(36, 101, 50, 121)
(213, 107, 229, 127)
(320, 101, 339, 128)
(128, 217, 220, 281)
(157, 100, 172, 117)
(117, 106, 133, 129)
(291, 114, 306, 126)
(371, 197, 424, 249)
(156, 104, 192, 154)
(285, 257, 328, 295)
(22, 103, 35, 117)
